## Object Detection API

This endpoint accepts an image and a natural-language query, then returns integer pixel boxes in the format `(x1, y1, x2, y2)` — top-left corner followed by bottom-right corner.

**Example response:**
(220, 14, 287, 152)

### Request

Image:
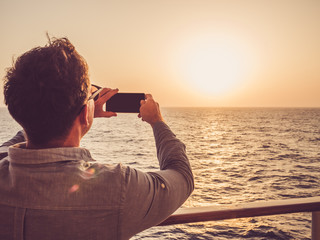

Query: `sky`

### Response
(0, 0, 319, 107)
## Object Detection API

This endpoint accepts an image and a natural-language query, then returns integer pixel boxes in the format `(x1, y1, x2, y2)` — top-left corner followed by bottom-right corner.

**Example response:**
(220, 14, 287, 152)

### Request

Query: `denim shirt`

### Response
(0, 122, 194, 240)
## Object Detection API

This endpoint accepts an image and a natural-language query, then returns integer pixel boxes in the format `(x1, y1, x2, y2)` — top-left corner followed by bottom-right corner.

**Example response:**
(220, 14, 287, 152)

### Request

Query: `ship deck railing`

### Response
(158, 196, 320, 240)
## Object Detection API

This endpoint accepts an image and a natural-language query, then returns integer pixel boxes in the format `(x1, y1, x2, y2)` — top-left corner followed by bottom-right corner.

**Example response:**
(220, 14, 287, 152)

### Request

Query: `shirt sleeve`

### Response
(120, 121, 194, 239)
(0, 131, 26, 160)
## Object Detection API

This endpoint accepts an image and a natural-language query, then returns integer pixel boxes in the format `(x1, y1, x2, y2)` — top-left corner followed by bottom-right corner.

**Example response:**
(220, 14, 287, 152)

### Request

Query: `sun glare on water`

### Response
(175, 34, 253, 96)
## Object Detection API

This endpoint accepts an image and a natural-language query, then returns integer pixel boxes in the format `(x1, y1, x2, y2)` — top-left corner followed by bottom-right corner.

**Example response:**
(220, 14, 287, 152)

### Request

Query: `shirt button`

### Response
(161, 183, 166, 189)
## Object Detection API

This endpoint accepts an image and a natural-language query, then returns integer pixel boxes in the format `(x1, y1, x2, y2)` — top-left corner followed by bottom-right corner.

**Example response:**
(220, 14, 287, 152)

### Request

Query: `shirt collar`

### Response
(8, 142, 94, 164)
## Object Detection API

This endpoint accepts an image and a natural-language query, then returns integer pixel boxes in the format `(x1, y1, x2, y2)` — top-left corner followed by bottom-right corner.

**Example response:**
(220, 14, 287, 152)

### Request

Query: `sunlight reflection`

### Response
(68, 184, 79, 194)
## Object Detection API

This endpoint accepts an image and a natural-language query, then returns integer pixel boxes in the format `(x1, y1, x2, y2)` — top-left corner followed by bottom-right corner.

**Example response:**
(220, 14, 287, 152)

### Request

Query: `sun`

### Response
(175, 34, 252, 96)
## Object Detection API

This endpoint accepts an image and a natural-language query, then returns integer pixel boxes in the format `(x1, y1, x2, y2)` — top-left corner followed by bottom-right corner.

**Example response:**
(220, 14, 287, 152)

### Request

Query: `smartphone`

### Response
(105, 93, 145, 113)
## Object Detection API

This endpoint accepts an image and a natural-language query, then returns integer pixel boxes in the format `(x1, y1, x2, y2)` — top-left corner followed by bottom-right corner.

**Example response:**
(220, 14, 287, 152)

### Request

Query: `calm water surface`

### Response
(1, 107, 319, 239)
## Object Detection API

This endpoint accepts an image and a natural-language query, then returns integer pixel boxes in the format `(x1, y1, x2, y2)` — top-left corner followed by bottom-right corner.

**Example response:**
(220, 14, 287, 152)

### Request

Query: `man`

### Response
(0, 37, 194, 240)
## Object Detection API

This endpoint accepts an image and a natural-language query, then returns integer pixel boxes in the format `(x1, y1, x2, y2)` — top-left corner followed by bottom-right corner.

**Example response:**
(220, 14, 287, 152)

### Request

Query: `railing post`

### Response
(312, 211, 320, 240)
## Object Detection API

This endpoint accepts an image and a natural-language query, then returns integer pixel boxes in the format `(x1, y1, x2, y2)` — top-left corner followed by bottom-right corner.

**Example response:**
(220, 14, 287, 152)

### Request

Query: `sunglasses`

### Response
(88, 84, 103, 102)
(77, 84, 103, 114)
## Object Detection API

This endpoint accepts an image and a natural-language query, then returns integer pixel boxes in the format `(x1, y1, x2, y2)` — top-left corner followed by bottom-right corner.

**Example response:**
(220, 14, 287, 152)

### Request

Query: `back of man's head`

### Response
(4, 37, 89, 145)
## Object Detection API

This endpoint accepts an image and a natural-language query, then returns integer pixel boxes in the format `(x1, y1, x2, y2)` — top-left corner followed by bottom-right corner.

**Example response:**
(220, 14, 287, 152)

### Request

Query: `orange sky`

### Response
(0, 0, 319, 107)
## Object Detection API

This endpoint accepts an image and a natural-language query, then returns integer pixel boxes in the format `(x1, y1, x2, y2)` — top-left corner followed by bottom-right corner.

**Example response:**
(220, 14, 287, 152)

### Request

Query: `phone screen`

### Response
(105, 93, 145, 113)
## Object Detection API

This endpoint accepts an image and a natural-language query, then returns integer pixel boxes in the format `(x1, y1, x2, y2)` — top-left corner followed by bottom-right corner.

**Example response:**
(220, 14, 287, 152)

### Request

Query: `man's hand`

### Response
(138, 94, 164, 126)
(94, 88, 119, 118)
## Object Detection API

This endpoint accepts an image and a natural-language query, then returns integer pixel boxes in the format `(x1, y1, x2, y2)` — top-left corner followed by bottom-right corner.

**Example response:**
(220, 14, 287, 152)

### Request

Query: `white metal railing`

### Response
(158, 196, 320, 240)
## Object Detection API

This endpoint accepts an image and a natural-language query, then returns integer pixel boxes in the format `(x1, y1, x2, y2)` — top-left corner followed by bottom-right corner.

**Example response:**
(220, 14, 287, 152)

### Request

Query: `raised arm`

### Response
(120, 95, 194, 239)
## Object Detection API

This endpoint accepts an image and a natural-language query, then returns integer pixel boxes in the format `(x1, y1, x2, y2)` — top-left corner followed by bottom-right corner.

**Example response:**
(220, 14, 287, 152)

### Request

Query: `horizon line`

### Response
(1, 106, 320, 109)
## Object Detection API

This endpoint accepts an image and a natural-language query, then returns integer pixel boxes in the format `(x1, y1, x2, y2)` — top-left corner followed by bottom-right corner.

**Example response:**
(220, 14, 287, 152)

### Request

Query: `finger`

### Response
(96, 88, 111, 100)
(95, 111, 117, 118)
(103, 111, 117, 117)
(101, 88, 119, 99)
(144, 94, 153, 101)
(99, 88, 113, 97)
(140, 99, 146, 105)
(96, 88, 119, 104)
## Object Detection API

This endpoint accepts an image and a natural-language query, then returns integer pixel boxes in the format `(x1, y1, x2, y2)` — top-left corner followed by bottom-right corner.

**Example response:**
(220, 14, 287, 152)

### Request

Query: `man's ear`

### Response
(79, 104, 90, 126)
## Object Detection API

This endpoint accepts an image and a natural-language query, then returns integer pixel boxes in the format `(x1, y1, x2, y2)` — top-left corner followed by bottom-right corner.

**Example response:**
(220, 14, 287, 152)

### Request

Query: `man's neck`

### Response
(26, 127, 82, 149)
(26, 139, 80, 149)
(25, 114, 87, 149)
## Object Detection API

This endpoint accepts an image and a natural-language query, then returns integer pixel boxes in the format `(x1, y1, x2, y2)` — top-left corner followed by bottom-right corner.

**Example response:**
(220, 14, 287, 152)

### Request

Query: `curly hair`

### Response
(3, 37, 89, 145)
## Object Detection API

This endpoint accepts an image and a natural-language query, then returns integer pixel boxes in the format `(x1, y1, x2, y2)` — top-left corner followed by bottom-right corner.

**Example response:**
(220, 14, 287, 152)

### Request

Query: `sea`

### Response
(1, 107, 319, 240)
